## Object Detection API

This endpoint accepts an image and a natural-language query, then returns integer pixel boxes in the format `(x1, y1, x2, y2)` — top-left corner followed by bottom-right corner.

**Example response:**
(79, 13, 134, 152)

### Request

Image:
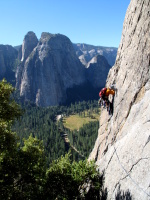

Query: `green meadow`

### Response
(63, 109, 100, 131)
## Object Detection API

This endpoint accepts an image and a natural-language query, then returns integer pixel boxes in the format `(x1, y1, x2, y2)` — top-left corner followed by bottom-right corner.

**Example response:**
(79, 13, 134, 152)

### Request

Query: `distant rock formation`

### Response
(73, 43, 117, 67)
(0, 45, 18, 84)
(86, 55, 111, 88)
(16, 32, 86, 106)
(0, 32, 115, 106)
(89, 0, 150, 199)
(21, 31, 38, 62)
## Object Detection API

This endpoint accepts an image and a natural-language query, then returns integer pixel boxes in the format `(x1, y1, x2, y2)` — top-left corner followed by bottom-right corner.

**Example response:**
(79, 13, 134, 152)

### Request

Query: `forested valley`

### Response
(0, 79, 104, 199)
(13, 100, 100, 164)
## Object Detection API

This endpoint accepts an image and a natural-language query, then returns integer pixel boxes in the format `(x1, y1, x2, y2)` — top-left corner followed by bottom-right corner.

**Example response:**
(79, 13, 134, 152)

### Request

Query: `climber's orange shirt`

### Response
(105, 88, 115, 96)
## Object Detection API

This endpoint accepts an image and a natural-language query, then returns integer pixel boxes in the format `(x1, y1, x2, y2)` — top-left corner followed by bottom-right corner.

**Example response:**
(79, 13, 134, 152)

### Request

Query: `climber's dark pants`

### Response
(109, 96, 114, 115)
(102, 96, 114, 115)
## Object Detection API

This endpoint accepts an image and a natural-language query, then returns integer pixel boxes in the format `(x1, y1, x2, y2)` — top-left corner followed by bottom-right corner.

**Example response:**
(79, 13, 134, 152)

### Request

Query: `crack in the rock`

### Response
(143, 135, 150, 149)
(114, 146, 150, 197)
(95, 143, 101, 162)
(143, 120, 150, 124)
(105, 147, 116, 170)
(128, 157, 150, 173)
(111, 172, 134, 199)
(112, 181, 120, 194)
(109, 155, 149, 197)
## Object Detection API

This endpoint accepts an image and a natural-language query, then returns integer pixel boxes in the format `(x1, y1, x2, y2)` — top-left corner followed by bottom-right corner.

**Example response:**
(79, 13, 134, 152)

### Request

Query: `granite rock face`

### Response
(89, 0, 150, 199)
(16, 32, 85, 106)
(14, 31, 117, 106)
(0, 45, 18, 84)
(21, 31, 38, 62)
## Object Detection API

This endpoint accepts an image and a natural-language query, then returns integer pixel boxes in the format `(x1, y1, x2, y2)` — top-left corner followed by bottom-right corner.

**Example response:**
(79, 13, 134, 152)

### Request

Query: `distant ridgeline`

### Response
(0, 32, 117, 106)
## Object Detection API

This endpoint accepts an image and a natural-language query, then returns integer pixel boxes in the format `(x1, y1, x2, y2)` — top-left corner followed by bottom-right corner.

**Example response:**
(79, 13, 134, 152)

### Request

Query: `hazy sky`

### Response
(0, 0, 130, 47)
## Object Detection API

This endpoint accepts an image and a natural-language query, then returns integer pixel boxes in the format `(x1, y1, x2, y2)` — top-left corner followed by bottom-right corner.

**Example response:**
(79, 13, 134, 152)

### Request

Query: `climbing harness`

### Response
(113, 146, 150, 198)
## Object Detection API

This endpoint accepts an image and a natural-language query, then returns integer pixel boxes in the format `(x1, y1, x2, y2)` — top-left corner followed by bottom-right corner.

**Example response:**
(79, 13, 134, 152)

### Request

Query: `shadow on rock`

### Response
(115, 185, 132, 200)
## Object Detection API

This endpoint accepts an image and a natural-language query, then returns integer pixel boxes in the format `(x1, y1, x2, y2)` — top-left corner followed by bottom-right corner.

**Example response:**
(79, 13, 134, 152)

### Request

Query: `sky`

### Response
(0, 0, 130, 48)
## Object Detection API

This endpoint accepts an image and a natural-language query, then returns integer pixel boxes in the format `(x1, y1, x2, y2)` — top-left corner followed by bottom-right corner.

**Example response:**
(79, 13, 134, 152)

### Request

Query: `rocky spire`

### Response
(21, 31, 38, 62)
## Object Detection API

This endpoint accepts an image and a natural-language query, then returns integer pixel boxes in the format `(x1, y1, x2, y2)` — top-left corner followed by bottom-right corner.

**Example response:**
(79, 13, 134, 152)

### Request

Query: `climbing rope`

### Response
(107, 86, 150, 197)
(114, 146, 150, 197)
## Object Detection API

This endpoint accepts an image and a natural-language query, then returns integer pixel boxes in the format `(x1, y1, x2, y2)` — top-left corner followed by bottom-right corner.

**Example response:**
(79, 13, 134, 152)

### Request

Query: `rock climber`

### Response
(99, 86, 115, 115)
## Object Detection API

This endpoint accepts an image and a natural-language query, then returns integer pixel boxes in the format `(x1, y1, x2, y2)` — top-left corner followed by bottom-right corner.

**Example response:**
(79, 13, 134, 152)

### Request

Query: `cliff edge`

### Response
(89, 0, 150, 199)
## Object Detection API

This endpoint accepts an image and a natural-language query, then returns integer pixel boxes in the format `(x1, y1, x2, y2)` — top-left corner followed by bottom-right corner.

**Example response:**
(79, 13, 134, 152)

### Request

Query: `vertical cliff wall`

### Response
(0, 45, 18, 84)
(16, 32, 86, 106)
(16, 31, 113, 106)
(89, 0, 150, 199)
